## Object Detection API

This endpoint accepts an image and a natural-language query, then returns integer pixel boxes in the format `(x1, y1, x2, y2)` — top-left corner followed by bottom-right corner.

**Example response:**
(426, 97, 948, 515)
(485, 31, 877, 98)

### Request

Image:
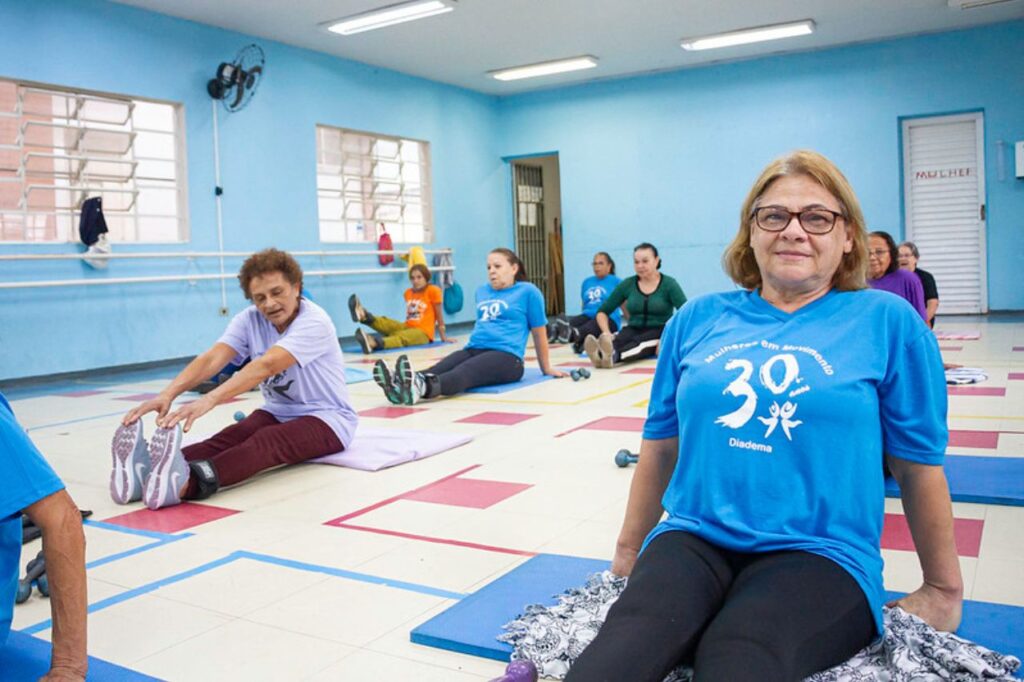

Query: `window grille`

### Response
(316, 125, 433, 244)
(0, 78, 187, 243)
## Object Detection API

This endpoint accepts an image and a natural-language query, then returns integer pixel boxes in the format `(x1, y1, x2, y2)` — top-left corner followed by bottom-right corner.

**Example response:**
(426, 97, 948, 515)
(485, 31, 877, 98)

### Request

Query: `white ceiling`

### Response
(112, 0, 1024, 95)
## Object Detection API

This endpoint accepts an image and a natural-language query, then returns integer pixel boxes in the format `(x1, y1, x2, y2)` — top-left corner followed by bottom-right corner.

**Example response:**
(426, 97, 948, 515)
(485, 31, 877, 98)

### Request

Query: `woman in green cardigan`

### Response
(584, 242, 686, 368)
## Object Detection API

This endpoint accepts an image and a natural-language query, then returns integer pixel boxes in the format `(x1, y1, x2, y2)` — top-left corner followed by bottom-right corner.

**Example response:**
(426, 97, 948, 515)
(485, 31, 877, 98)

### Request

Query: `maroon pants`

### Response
(181, 409, 343, 497)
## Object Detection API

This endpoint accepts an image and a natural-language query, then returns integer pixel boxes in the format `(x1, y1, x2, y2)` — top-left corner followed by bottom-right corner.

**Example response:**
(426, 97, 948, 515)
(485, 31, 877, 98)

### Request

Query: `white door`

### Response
(902, 112, 987, 314)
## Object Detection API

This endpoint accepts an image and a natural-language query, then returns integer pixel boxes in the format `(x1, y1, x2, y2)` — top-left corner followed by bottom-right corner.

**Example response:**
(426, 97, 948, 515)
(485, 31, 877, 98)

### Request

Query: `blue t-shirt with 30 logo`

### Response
(466, 281, 547, 357)
(641, 288, 946, 636)
(580, 274, 621, 324)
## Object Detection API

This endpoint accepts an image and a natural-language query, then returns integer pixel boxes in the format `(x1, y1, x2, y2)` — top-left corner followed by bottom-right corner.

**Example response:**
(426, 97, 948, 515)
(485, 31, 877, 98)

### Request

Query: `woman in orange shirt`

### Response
(349, 264, 450, 353)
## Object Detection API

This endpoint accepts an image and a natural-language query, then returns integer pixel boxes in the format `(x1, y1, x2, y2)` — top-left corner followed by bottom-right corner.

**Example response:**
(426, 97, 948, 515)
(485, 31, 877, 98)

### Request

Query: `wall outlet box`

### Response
(1017, 140, 1024, 179)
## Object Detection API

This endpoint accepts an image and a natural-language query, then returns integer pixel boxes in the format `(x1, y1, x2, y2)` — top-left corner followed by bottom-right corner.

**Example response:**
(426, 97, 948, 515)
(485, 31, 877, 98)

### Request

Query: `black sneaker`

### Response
(348, 294, 365, 323)
(372, 360, 402, 404)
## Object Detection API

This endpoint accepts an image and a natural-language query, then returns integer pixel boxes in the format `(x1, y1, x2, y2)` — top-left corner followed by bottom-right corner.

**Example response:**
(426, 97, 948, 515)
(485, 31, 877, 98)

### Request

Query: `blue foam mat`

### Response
(886, 454, 1024, 507)
(1, 630, 160, 681)
(343, 366, 372, 384)
(465, 367, 552, 395)
(412, 554, 1024, 672)
(342, 340, 449, 356)
(410, 554, 609, 661)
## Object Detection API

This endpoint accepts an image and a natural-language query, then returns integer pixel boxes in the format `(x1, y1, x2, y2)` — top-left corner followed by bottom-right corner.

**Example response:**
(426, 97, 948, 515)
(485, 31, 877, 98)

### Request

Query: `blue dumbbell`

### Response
(15, 550, 46, 604)
(234, 411, 246, 422)
(570, 367, 591, 381)
(489, 659, 537, 682)
(614, 449, 639, 468)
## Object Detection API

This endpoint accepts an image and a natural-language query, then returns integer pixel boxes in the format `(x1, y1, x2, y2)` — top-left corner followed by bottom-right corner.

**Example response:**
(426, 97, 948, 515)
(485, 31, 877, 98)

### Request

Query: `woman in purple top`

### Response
(109, 249, 358, 510)
(867, 231, 927, 321)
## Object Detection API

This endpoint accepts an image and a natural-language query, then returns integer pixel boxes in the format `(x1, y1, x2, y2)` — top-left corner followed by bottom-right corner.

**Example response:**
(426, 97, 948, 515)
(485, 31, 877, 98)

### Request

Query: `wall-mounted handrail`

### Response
(0, 265, 454, 290)
(0, 248, 454, 261)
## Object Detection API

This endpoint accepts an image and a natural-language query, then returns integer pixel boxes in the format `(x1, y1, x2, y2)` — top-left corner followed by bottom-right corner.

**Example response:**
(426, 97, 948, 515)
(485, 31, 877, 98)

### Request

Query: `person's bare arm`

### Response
(123, 343, 238, 425)
(885, 456, 963, 631)
(596, 311, 613, 336)
(23, 490, 87, 682)
(432, 302, 452, 342)
(612, 437, 678, 576)
(160, 346, 298, 432)
(925, 299, 939, 327)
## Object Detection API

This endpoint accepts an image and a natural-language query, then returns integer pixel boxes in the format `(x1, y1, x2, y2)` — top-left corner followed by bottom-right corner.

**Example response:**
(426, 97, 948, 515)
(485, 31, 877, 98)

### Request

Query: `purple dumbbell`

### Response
(489, 659, 538, 682)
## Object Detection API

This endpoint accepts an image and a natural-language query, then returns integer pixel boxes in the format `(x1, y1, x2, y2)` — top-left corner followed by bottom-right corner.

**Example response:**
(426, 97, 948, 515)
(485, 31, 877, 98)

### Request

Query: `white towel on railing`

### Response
(433, 251, 454, 289)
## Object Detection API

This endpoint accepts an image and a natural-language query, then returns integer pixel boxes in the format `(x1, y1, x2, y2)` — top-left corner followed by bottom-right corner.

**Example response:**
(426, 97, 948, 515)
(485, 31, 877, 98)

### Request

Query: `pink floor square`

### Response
(359, 406, 426, 418)
(948, 430, 999, 449)
(881, 513, 983, 557)
(117, 392, 160, 402)
(939, 346, 963, 352)
(558, 415, 646, 437)
(455, 411, 539, 426)
(621, 367, 656, 375)
(947, 386, 1007, 397)
(103, 502, 240, 533)
(57, 389, 109, 398)
(402, 476, 532, 509)
(1009, 373, 1024, 381)
(557, 361, 592, 367)
(1014, 347, 1024, 352)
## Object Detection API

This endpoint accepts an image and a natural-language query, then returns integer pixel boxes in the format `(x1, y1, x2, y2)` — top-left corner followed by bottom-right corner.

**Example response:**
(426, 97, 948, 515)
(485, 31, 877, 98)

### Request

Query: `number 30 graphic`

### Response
(715, 353, 800, 429)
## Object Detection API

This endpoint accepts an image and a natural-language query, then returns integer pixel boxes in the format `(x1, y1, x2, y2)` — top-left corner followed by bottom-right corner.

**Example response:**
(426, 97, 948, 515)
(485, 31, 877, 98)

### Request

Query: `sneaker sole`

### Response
(396, 356, 415, 405)
(583, 336, 601, 368)
(372, 361, 401, 405)
(110, 421, 145, 504)
(355, 328, 372, 354)
(144, 426, 187, 510)
(598, 335, 615, 369)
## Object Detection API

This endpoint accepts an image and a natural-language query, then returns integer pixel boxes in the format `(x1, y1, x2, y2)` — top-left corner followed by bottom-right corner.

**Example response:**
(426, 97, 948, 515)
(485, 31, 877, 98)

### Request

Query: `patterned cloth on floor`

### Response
(498, 570, 1021, 681)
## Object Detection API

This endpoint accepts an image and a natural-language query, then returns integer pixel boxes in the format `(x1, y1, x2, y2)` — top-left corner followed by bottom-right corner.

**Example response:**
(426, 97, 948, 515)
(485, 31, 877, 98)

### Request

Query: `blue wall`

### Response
(497, 21, 1024, 312)
(1, 2, 1022, 380)
(0, 0, 504, 380)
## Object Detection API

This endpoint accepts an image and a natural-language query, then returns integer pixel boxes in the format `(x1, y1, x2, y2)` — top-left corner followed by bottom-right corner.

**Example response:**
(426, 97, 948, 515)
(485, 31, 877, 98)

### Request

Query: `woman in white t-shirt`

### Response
(109, 249, 358, 510)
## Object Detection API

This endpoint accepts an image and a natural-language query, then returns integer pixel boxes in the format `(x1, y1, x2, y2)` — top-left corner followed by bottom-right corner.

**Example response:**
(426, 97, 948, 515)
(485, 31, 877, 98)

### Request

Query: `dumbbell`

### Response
(234, 411, 246, 422)
(614, 449, 639, 468)
(15, 550, 47, 604)
(488, 659, 538, 682)
(569, 368, 591, 381)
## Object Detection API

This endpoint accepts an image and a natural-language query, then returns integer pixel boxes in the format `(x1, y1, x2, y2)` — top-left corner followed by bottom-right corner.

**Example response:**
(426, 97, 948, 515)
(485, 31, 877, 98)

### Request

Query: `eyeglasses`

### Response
(868, 249, 889, 258)
(752, 206, 844, 235)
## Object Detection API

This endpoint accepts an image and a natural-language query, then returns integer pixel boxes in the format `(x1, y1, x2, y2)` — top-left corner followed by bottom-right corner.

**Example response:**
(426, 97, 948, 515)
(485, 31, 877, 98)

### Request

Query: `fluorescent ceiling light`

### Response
(490, 56, 598, 82)
(326, 0, 454, 36)
(681, 20, 815, 51)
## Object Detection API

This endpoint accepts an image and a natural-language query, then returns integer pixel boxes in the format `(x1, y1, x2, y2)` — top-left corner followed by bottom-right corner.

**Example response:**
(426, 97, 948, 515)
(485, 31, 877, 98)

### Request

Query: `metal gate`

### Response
(513, 163, 550, 306)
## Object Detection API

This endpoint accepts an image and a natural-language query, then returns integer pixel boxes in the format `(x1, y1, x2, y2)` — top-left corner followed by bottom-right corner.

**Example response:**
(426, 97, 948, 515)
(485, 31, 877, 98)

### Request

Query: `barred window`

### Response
(0, 78, 187, 243)
(316, 125, 433, 243)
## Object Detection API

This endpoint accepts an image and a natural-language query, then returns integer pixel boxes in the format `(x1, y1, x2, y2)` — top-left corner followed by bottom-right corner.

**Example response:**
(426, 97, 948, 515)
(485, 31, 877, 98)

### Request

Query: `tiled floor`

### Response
(9, 314, 1024, 681)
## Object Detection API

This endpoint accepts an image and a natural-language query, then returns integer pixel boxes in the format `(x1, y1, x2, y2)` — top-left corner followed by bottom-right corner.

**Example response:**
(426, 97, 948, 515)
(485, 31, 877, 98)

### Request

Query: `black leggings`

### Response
(569, 315, 619, 354)
(612, 325, 664, 363)
(424, 348, 524, 396)
(566, 532, 874, 682)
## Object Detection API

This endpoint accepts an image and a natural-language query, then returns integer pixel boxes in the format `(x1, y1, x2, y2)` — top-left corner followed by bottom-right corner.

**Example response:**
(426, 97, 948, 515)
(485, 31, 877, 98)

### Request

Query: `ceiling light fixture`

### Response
(680, 19, 815, 51)
(490, 56, 598, 82)
(325, 0, 455, 36)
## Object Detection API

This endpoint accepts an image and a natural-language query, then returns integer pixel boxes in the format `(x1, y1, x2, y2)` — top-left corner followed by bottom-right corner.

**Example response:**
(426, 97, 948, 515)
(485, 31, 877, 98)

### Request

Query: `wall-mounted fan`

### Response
(206, 44, 265, 112)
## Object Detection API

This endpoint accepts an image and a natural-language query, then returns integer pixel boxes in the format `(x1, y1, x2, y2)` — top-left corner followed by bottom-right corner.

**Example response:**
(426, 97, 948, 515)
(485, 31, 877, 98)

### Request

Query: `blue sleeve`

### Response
(879, 325, 947, 464)
(0, 404, 64, 518)
(643, 311, 684, 440)
(525, 285, 547, 329)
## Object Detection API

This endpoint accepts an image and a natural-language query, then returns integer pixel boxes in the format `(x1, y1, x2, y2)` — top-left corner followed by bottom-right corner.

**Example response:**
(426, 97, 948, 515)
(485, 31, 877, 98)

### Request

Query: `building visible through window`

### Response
(316, 125, 432, 244)
(0, 78, 187, 243)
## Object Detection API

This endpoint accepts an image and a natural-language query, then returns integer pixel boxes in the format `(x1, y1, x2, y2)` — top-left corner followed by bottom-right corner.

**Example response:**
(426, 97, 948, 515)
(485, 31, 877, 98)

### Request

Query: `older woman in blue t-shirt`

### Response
(567, 151, 961, 682)
(374, 248, 567, 404)
(546, 251, 623, 353)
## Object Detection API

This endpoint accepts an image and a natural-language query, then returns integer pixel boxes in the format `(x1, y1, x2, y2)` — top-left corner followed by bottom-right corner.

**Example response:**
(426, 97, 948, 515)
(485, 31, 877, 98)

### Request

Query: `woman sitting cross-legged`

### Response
(583, 242, 686, 368)
(372, 247, 567, 404)
(566, 150, 961, 682)
(348, 264, 450, 353)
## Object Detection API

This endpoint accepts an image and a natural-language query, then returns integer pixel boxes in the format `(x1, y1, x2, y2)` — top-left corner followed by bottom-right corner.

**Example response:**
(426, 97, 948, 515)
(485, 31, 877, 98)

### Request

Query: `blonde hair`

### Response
(722, 150, 869, 291)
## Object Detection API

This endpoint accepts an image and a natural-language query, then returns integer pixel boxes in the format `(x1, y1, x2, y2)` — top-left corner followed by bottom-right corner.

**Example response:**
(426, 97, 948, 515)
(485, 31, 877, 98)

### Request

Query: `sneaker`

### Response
(355, 328, 377, 354)
(372, 359, 402, 405)
(109, 421, 149, 504)
(394, 354, 423, 405)
(598, 333, 615, 368)
(143, 425, 189, 510)
(347, 294, 366, 323)
(583, 335, 602, 368)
